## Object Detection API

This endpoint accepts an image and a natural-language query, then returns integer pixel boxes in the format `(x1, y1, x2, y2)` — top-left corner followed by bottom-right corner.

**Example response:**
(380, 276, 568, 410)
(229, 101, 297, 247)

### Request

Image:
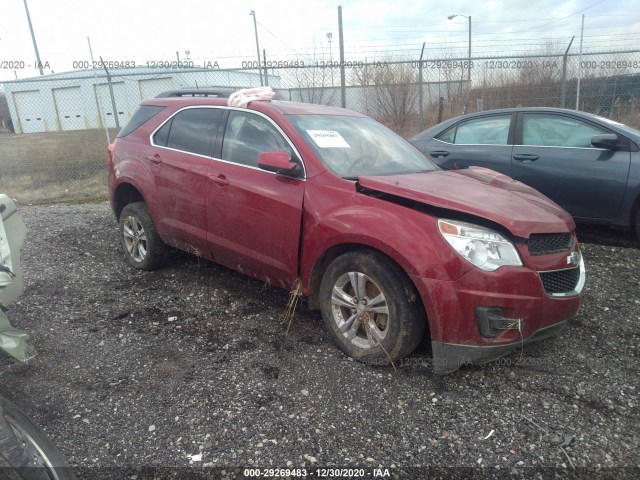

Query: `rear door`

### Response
(149, 107, 225, 253)
(423, 113, 515, 174)
(511, 112, 631, 219)
(206, 109, 305, 287)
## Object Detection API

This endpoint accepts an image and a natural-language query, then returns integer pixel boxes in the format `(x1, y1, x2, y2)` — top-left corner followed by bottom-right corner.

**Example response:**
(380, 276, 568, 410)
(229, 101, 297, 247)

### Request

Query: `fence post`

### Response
(560, 36, 575, 108)
(418, 42, 425, 132)
(338, 6, 346, 108)
(438, 96, 444, 123)
(263, 49, 269, 86)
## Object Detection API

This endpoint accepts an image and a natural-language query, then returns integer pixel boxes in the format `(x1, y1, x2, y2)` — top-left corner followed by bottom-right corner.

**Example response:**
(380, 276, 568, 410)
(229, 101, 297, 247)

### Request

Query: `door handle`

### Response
(513, 154, 539, 162)
(209, 174, 229, 186)
(145, 153, 162, 164)
(429, 150, 450, 158)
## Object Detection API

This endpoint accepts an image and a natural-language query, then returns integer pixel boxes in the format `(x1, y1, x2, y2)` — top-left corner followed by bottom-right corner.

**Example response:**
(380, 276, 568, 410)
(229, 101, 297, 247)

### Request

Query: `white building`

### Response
(2, 67, 278, 134)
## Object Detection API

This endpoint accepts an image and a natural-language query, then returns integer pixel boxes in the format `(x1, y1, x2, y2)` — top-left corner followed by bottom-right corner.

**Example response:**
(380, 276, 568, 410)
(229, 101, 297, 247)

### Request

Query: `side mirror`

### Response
(591, 133, 619, 150)
(258, 152, 301, 177)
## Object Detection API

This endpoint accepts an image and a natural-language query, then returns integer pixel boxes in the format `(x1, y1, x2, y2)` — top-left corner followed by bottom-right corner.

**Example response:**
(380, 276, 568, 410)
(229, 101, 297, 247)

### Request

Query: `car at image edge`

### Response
(108, 93, 585, 374)
(409, 107, 640, 239)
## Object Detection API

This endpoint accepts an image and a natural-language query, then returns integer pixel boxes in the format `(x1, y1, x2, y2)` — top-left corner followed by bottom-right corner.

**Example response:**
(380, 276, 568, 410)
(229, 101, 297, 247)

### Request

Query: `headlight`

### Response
(438, 219, 522, 272)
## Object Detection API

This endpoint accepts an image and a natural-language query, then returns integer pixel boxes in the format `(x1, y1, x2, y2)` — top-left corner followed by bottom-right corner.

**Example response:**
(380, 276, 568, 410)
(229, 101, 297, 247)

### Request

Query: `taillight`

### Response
(108, 143, 115, 168)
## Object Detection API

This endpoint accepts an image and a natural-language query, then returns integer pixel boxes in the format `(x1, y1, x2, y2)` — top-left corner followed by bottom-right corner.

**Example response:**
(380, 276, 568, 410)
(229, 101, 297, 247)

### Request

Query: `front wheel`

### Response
(0, 395, 76, 479)
(319, 251, 425, 364)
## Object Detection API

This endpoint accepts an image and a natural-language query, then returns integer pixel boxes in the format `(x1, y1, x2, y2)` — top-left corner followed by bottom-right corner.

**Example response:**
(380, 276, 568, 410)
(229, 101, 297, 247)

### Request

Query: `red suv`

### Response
(108, 91, 585, 374)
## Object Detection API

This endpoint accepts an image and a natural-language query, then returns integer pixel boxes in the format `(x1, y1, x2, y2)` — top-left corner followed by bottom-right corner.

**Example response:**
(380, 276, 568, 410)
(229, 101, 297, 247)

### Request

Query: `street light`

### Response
(448, 14, 471, 113)
(249, 10, 263, 86)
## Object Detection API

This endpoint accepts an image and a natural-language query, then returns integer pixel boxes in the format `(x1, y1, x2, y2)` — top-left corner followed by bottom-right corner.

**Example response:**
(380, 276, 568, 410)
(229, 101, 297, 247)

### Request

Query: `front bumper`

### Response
(431, 321, 567, 374)
(411, 259, 584, 374)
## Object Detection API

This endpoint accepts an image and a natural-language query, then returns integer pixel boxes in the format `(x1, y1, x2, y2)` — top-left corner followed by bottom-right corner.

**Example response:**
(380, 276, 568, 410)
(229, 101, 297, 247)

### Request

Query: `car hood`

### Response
(357, 167, 575, 237)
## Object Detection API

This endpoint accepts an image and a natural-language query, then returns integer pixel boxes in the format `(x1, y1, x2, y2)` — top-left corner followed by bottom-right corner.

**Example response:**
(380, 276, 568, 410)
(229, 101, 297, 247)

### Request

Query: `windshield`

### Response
(287, 114, 438, 178)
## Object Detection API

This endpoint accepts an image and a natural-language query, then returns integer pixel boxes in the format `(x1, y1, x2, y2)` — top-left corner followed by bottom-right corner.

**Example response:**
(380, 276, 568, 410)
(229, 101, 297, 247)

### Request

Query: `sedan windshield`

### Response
(287, 114, 438, 178)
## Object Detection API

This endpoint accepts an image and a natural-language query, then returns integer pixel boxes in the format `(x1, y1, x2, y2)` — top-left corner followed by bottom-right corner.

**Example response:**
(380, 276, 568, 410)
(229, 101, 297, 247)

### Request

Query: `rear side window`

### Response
(437, 115, 511, 145)
(164, 108, 225, 156)
(117, 105, 165, 138)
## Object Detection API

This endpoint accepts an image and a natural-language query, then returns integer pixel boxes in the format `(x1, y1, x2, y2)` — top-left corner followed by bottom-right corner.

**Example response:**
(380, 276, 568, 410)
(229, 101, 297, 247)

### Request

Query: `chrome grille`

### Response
(527, 233, 574, 256)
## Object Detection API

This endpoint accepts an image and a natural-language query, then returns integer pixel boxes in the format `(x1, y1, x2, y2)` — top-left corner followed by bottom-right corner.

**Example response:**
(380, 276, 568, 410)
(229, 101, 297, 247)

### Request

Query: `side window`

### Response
(222, 111, 292, 167)
(522, 114, 605, 148)
(436, 126, 456, 143)
(446, 115, 511, 145)
(153, 119, 172, 147)
(164, 108, 224, 156)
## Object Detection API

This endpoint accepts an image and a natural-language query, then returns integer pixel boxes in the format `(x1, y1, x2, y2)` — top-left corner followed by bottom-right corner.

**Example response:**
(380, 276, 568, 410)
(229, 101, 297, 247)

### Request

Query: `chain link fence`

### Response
(1, 49, 639, 203)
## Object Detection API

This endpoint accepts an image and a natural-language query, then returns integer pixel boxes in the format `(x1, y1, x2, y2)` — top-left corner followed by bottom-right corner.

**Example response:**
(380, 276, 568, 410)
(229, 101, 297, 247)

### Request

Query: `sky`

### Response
(0, 0, 639, 81)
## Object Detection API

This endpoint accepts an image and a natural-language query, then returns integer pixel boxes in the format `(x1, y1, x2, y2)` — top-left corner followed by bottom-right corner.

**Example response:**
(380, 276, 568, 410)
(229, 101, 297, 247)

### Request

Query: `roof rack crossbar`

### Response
(155, 90, 230, 98)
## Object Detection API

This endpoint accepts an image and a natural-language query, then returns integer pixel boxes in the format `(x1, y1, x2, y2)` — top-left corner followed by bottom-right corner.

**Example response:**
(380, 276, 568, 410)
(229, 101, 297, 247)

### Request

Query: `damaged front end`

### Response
(0, 194, 35, 362)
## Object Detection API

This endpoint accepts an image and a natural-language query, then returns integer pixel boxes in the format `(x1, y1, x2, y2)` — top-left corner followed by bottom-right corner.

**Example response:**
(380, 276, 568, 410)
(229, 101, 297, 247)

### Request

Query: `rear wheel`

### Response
(319, 251, 425, 364)
(119, 202, 168, 270)
(0, 395, 76, 479)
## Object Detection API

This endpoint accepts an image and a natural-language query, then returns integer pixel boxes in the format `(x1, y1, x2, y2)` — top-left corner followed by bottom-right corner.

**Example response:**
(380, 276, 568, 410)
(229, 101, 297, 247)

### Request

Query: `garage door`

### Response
(13, 90, 46, 133)
(139, 78, 174, 100)
(94, 82, 128, 129)
(53, 87, 85, 130)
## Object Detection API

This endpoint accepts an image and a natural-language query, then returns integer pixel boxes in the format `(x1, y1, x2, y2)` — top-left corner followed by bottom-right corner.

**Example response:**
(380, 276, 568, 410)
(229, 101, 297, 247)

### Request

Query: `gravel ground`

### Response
(1, 201, 639, 479)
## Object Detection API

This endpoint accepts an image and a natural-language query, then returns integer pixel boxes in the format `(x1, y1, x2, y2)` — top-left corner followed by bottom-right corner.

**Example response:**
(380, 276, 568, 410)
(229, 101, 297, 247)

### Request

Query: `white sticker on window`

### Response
(306, 130, 350, 148)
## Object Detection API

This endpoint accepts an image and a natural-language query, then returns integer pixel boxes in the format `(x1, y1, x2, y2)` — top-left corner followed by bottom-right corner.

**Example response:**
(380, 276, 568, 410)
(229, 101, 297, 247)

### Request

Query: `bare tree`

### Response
(290, 46, 337, 106)
(353, 62, 419, 136)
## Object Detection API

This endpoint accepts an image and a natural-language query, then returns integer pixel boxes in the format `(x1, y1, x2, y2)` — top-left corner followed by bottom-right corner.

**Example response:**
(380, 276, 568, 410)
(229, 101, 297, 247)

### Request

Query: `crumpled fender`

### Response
(0, 194, 35, 362)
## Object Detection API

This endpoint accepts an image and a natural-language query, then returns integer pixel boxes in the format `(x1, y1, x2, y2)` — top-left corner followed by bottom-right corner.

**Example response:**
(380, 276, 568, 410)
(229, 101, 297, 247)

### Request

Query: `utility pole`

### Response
(576, 14, 585, 110)
(250, 10, 264, 86)
(22, 0, 44, 75)
(448, 14, 472, 113)
(100, 56, 120, 130)
(88, 37, 110, 144)
(560, 36, 574, 108)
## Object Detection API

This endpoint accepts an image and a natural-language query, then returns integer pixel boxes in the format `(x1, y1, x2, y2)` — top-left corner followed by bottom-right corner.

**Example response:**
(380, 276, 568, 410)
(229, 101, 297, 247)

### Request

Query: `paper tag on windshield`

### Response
(306, 130, 350, 148)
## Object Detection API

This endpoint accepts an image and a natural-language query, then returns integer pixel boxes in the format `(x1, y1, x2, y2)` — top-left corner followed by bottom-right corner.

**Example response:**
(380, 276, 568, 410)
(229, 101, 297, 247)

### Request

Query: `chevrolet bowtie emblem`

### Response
(567, 251, 581, 266)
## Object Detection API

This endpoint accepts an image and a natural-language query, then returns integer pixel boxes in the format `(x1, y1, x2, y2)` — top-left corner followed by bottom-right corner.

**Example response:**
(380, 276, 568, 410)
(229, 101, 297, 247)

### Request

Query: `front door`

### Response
(511, 112, 631, 219)
(206, 110, 305, 287)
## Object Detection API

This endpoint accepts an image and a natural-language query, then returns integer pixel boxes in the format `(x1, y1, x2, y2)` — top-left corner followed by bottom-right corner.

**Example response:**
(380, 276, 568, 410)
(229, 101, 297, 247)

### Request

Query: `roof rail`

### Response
(155, 90, 230, 98)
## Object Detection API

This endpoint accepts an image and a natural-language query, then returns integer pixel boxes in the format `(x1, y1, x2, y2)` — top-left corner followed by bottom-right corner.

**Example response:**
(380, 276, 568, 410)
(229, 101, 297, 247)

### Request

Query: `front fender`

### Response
(299, 183, 473, 292)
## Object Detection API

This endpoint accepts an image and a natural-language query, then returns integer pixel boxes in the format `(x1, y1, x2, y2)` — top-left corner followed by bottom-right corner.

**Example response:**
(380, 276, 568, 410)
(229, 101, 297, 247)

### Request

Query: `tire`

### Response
(319, 250, 425, 364)
(635, 208, 640, 241)
(118, 202, 167, 271)
(0, 395, 76, 479)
